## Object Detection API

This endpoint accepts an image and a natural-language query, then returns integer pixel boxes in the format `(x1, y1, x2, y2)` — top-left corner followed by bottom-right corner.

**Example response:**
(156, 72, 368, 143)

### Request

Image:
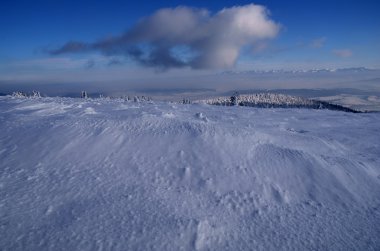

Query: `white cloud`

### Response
(51, 4, 280, 70)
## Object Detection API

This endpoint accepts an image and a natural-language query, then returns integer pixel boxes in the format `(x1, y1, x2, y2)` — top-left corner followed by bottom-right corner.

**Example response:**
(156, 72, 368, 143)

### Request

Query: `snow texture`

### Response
(1, 96, 380, 250)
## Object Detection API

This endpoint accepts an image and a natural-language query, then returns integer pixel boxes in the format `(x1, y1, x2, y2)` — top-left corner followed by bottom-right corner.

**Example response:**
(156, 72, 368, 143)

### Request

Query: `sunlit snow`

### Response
(1, 96, 379, 250)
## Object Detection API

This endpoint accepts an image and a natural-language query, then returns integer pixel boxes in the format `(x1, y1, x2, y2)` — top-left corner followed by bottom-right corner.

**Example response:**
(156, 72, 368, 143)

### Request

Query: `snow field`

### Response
(0, 96, 380, 250)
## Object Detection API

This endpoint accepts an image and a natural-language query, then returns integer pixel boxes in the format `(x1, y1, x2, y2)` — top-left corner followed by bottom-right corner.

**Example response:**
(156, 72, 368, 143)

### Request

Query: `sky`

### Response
(1, 0, 380, 94)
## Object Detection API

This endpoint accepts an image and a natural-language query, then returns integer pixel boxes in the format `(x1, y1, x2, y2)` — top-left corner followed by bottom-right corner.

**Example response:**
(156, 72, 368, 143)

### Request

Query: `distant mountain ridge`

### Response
(221, 67, 378, 75)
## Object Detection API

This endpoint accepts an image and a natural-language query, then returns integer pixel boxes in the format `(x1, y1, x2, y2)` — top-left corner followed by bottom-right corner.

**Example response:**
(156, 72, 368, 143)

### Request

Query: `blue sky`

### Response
(1, 0, 379, 91)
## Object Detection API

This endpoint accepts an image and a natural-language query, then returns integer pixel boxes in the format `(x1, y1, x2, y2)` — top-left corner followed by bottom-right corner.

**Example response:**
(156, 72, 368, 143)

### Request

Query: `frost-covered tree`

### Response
(12, 91, 27, 98)
(182, 98, 192, 104)
(81, 91, 88, 99)
(230, 92, 239, 106)
(31, 90, 41, 98)
(194, 93, 359, 112)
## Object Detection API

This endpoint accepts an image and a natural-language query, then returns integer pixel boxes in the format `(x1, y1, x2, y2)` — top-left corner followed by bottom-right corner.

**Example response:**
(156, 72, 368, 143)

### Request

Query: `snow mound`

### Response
(195, 112, 208, 122)
(84, 107, 97, 114)
(0, 96, 379, 250)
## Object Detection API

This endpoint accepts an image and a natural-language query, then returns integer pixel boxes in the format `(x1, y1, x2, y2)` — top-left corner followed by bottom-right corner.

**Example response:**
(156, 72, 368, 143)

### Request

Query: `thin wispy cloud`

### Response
(310, 37, 326, 48)
(49, 4, 280, 70)
(1, 57, 89, 70)
(85, 59, 96, 69)
(332, 49, 353, 58)
(107, 58, 124, 66)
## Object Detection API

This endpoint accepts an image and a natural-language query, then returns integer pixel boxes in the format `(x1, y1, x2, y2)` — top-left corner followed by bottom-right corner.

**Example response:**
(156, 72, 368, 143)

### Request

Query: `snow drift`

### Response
(0, 96, 379, 250)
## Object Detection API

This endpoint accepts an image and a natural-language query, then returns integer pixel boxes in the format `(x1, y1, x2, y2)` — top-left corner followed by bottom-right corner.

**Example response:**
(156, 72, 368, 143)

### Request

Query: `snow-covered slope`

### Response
(1, 96, 380, 250)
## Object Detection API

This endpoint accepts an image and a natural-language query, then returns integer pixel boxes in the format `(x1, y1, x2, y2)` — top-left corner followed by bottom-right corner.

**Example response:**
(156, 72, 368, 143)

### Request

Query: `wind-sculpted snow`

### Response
(0, 96, 380, 250)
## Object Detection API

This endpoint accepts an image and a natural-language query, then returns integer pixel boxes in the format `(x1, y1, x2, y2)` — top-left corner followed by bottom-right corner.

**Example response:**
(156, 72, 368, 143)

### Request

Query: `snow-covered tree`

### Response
(230, 92, 239, 106)
(31, 90, 41, 98)
(12, 91, 27, 98)
(81, 91, 88, 99)
(194, 93, 359, 112)
(182, 98, 192, 104)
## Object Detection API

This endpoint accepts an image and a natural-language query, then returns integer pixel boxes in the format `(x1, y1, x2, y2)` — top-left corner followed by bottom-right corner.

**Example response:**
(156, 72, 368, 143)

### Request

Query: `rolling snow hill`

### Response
(1, 96, 380, 250)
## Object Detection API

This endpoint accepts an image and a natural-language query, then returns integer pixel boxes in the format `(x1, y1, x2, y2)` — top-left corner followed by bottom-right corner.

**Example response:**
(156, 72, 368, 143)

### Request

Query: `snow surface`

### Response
(1, 96, 380, 250)
(317, 94, 380, 112)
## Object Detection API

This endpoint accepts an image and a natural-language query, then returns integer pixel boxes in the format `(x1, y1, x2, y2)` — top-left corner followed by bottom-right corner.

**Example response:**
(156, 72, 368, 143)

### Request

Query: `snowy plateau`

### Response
(1, 96, 380, 251)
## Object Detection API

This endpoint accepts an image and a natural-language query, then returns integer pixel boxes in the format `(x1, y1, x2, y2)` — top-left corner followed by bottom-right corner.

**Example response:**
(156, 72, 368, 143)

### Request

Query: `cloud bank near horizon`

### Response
(49, 4, 280, 70)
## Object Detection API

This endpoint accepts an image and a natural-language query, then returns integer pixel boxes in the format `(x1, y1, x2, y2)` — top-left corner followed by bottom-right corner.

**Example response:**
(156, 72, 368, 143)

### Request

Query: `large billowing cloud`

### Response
(50, 4, 280, 70)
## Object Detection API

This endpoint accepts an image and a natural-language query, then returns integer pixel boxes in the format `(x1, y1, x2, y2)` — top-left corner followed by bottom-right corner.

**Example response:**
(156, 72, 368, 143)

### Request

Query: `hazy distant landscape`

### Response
(2, 67, 380, 111)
